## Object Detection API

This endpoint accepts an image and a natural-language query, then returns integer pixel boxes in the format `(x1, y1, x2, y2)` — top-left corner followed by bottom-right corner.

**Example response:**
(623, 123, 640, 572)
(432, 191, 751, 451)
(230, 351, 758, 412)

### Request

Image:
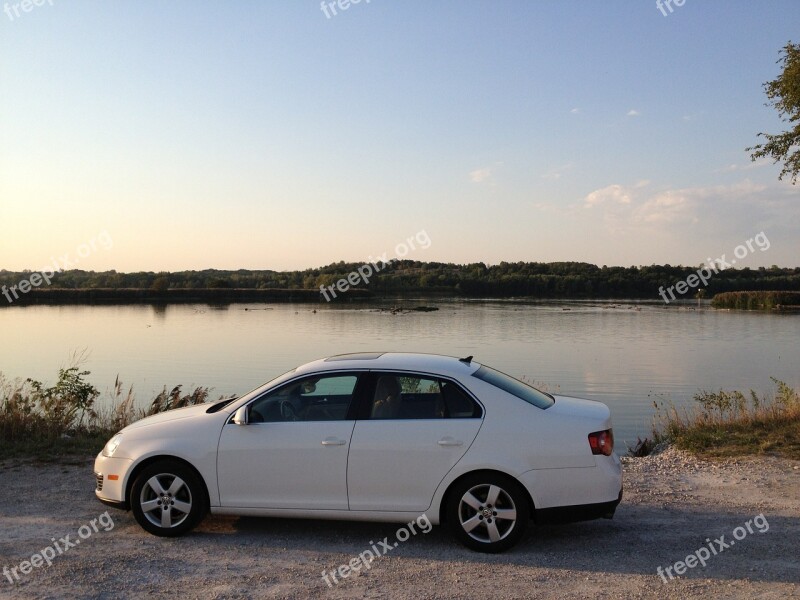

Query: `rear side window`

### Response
(368, 373, 482, 420)
(472, 365, 554, 409)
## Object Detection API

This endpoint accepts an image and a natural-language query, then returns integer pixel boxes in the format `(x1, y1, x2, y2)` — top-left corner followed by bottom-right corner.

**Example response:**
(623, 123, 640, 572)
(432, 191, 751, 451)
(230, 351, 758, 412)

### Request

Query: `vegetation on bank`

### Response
(3, 365, 798, 462)
(1, 262, 800, 304)
(636, 379, 800, 460)
(711, 290, 800, 310)
(0, 368, 231, 459)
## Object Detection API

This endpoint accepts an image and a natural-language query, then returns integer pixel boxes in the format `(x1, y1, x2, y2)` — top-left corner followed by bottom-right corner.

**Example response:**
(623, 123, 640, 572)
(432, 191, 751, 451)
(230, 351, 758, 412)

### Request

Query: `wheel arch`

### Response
(438, 468, 535, 526)
(125, 455, 211, 515)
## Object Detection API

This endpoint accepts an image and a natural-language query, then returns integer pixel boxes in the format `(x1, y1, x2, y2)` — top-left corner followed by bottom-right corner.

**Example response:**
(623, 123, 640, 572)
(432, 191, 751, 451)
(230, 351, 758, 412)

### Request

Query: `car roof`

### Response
(294, 352, 482, 378)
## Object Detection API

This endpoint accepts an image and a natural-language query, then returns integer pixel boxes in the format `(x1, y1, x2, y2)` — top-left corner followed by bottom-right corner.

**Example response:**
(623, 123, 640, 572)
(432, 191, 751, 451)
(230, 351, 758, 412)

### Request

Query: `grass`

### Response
(0, 366, 231, 460)
(647, 378, 800, 460)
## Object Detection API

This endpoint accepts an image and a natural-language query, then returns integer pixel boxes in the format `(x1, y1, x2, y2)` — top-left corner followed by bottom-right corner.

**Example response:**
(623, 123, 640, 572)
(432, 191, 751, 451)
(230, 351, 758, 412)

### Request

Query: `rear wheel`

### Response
(130, 460, 207, 537)
(446, 473, 530, 553)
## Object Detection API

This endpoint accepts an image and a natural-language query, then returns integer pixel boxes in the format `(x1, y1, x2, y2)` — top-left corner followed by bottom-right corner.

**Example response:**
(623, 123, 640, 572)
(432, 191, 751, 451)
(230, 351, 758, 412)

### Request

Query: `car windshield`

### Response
(472, 365, 554, 409)
(230, 368, 298, 407)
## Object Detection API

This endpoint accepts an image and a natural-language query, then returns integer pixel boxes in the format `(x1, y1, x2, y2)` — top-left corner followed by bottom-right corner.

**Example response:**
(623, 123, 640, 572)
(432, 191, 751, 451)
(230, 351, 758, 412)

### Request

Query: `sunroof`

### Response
(324, 352, 385, 362)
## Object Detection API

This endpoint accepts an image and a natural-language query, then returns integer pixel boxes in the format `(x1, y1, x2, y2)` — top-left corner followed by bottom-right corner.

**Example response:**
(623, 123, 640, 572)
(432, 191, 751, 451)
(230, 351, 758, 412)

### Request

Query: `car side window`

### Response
(369, 374, 482, 420)
(440, 380, 483, 418)
(248, 374, 358, 422)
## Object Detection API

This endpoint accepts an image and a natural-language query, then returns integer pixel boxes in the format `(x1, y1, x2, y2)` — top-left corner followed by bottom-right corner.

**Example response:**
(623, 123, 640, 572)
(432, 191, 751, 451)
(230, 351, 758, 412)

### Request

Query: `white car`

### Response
(95, 353, 622, 552)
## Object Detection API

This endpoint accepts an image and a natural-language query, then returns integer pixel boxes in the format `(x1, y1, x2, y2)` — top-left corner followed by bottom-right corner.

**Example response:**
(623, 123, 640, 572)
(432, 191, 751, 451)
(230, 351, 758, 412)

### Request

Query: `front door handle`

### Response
(321, 437, 347, 446)
(437, 437, 463, 447)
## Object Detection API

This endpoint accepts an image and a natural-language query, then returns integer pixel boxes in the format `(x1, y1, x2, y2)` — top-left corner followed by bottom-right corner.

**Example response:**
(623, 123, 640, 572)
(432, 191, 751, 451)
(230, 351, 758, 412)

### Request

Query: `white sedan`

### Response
(94, 353, 622, 552)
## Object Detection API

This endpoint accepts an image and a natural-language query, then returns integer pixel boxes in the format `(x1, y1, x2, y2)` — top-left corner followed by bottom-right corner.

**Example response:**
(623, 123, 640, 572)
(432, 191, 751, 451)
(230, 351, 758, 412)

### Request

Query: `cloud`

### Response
(627, 109, 641, 117)
(469, 162, 503, 184)
(570, 108, 580, 114)
(581, 179, 798, 233)
(532, 201, 559, 213)
(715, 158, 771, 173)
(469, 167, 493, 183)
(541, 163, 574, 180)
(584, 184, 633, 207)
(634, 189, 697, 225)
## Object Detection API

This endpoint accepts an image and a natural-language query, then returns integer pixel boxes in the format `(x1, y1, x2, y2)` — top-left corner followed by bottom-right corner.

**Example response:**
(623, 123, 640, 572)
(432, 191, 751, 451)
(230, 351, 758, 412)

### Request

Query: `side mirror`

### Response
(233, 406, 249, 425)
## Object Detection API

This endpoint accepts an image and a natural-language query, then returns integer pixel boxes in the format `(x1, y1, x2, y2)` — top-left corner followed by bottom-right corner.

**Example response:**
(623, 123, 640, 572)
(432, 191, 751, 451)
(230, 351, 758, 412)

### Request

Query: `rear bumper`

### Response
(534, 488, 622, 524)
(519, 451, 622, 510)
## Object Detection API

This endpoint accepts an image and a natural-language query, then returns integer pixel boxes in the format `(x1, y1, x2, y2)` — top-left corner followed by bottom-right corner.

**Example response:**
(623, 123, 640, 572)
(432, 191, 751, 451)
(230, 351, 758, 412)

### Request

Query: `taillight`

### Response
(588, 429, 614, 456)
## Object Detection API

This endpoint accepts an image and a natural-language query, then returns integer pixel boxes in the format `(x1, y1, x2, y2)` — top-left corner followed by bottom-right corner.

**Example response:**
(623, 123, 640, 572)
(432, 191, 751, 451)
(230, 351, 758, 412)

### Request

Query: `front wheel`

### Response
(130, 460, 207, 537)
(446, 473, 530, 553)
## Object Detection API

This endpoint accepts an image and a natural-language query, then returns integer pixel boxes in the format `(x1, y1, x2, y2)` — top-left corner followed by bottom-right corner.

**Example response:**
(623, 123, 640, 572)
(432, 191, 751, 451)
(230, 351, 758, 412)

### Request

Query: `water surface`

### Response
(1, 299, 797, 449)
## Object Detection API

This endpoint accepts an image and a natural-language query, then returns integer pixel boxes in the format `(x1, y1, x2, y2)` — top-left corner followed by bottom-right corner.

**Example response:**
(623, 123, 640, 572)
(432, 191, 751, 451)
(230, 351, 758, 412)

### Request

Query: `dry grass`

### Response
(0, 368, 231, 460)
(651, 378, 800, 460)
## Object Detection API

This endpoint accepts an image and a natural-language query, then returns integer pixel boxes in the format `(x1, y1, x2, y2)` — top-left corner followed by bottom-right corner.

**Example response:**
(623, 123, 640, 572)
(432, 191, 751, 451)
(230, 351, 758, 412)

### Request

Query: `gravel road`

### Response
(1, 448, 798, 599)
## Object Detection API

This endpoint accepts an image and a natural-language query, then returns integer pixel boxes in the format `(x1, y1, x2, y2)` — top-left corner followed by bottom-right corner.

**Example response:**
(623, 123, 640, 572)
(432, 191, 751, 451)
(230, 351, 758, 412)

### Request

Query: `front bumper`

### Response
(96, 495, 129, 511)
(94, 454, 134, 510)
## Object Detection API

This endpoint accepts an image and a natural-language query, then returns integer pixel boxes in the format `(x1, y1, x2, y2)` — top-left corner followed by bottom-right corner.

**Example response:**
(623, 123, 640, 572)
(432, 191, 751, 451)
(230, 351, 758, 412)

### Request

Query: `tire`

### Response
(130, 460, 207, 537)
(446, 472, 530, 553)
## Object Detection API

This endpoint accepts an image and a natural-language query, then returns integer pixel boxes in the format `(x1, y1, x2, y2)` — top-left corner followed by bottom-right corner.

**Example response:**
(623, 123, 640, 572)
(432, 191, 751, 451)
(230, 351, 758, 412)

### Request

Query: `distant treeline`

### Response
(1, 261, 799, 303)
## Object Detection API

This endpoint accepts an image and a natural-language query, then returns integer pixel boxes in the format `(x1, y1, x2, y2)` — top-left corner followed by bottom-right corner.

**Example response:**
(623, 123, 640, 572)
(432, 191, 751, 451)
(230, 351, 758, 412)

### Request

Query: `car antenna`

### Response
(459, 355, 473, 364)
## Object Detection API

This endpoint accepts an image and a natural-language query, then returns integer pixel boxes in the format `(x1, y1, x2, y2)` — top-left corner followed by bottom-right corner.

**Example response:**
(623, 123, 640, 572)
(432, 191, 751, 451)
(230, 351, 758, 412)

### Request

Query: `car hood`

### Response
(548, 394, 611, 422)
(122, 403, 212, 432)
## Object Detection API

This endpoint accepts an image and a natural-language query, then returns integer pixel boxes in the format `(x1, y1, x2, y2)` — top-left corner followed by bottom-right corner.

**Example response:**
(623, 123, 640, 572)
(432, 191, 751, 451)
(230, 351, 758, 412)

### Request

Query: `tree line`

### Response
(2, 261, 799, 301)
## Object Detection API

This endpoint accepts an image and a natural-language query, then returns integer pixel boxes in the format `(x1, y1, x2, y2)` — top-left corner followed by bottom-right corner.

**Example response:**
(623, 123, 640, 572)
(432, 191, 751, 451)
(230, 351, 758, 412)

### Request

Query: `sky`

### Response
(1, 0, 798, 272)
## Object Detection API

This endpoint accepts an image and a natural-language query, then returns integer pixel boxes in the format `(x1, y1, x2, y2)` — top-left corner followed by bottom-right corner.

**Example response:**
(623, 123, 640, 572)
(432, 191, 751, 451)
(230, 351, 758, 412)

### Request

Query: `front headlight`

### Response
(102, 434, 123, 457)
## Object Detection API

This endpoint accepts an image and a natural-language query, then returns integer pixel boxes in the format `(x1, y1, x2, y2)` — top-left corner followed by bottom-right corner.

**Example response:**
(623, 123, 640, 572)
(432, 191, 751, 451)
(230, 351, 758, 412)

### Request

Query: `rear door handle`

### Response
(437, 437, 463, 447)
(321, 437, 346, 446)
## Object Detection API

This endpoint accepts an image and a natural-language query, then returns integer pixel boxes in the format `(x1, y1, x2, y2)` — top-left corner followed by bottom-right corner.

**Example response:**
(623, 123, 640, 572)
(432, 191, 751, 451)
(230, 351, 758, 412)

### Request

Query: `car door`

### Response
(347, 372, 483, 512)
(217, 372, 361, 510)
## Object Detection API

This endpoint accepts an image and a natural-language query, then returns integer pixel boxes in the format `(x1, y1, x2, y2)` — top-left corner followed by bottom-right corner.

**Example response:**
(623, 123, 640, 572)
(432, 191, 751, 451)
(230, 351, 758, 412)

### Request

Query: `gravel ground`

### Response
(1, 448, 799, 599)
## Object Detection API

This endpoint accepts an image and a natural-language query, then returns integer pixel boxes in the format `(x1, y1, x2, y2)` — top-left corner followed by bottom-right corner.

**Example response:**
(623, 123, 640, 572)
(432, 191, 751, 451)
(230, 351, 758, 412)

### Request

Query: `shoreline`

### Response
(0, 289, 727, 307)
